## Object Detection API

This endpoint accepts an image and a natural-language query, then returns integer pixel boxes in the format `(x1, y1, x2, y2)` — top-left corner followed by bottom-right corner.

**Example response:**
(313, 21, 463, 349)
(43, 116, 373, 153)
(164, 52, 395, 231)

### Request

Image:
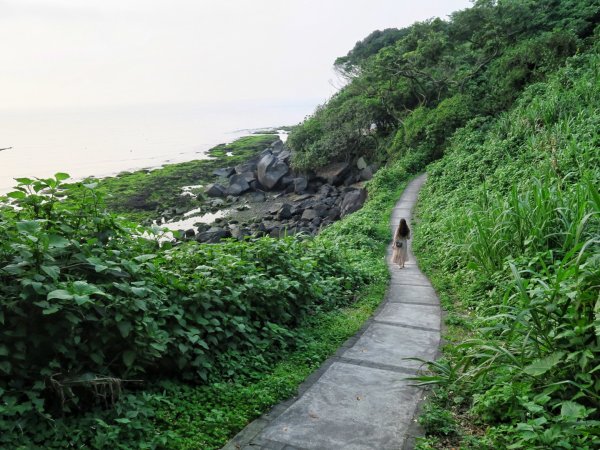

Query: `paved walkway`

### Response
(223, 174, 441, 450)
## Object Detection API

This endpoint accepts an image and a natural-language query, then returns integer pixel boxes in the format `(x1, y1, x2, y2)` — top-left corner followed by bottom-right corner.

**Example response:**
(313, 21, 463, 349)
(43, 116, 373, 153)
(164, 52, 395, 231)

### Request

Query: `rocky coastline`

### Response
(165, 138, 378, 243)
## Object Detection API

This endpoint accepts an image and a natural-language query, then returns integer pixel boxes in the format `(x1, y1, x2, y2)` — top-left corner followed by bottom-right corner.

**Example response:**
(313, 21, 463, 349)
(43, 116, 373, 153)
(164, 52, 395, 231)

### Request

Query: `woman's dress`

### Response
(392, 233, 409, 266)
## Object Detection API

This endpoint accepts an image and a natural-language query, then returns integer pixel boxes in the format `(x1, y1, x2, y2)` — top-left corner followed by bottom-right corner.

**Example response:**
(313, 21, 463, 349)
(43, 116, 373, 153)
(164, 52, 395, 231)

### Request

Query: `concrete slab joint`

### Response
(223, 174, 441, 450)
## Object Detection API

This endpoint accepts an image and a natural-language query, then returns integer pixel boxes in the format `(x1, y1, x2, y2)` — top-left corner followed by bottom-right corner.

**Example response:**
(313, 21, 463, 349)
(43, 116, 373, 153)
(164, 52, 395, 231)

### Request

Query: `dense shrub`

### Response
(0, 175, 364, 446)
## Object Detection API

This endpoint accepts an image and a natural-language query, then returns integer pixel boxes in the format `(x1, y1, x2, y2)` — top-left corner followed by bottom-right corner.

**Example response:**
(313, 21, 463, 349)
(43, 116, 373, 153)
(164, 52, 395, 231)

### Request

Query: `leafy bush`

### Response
(0, 174, 366, 447)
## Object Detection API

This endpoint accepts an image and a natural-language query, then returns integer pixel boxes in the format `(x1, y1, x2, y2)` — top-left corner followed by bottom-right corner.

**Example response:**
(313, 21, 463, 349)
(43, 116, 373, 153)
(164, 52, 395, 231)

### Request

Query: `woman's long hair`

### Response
(397, 218, 409, 238)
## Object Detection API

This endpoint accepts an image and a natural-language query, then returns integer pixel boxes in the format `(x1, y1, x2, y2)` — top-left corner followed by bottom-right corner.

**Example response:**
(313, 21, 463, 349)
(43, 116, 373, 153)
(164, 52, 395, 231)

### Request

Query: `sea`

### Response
(0, 101, 314, 194)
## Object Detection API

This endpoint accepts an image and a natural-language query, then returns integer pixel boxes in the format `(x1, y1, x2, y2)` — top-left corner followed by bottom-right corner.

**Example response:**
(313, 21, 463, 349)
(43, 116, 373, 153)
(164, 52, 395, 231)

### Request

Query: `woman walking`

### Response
(392, 218, 410, 268)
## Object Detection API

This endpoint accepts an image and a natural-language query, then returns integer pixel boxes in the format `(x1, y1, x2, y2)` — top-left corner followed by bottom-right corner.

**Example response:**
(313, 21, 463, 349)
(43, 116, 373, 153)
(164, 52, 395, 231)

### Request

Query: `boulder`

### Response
(195, 227, 230, 243)
(213, 167, 235, 178)
(235, 161, 257, 175)
(268, 204, 282, 215)
(277, 203, 293, 220)
(293, 177, 308, 194)
(226, 174, 250, 196)
(357, 157, 368, 170)
(183, 228, 196, 239)
(205, 183, 227, 198)
(326, 207, 341, 220)
(258, 157, 290, 189)
(280, 175, 294, 187)
(340, 188, 367, 217)
(239, 171, 257, 183)
(359, 166, 373, 181)
(277, 149, 292, 163)
(315, 162, 351, 185)
(230, 225, 251, 240)
(343, 173, 359, 186)
(301, 208, 319, 221)
(257, 153, 289, 189)
(269, 140, 284, 152)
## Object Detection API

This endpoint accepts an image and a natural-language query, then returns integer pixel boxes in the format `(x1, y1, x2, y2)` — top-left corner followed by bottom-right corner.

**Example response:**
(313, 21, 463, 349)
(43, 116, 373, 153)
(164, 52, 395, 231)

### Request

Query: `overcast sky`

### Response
(1, 0, 471, 111)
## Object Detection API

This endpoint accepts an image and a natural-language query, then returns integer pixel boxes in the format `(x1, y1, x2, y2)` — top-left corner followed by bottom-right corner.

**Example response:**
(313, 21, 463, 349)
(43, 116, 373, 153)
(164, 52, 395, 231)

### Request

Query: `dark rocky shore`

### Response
(167, 138, 378, 243)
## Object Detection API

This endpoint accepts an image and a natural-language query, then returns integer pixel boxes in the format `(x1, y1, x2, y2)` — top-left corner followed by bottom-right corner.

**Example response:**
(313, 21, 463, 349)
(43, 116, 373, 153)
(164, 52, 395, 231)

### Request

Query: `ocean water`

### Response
(0, 101, 313, 193)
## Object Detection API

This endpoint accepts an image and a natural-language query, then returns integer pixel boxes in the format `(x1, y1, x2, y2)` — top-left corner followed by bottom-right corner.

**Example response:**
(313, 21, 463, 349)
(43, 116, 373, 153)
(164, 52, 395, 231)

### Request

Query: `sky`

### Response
(0, 0, 472, 111)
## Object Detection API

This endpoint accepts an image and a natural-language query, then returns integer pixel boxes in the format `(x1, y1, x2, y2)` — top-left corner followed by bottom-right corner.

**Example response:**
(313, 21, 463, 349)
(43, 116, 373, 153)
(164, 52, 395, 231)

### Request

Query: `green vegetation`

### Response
(2, 1, 599, 448)
(0, 145, 414, 447)
(90, 134, 278, 221)
(281, 1, 600, 448)
(411, 48, 600, 449)
(288, 0, 598, 172)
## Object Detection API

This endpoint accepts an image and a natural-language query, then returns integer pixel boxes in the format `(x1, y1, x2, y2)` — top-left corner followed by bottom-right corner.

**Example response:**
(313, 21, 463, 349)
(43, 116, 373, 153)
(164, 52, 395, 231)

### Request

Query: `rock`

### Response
(315, 162, 351, 185)
(301, 208, 319, 221)
(359, 166, 373, 181)
(239, 171, 257, 183)
(293, 177, 308, 194)
(213, 167, 235, 178)
(291, 193, 313, 202)
(257, 151, 291, 190)
(313, 204, 330, 217)
(277, 203, 293, 220)
(205, 183, 227, 198)
(357, 157, 368, 170)
(226, 174, 250, 196)
(247, 191, 266, 202)
(269, 227, 282, 238)
(196, 223, 211, 233)
(184, 229, 196, 238)
(195, 227, 230, 243)
(269, 140, 284, 152)
(340, 188, 367, 217)
(326, 207, 341, 220)
(268, 204, 282, 215)
(235, 161, 257, 175)
(277, 149, 292, 163)
(280, 175, 294, 188)
(343, 173, 359, 186)
(290, 205, 304, 216)
(230, 225, 251, 240)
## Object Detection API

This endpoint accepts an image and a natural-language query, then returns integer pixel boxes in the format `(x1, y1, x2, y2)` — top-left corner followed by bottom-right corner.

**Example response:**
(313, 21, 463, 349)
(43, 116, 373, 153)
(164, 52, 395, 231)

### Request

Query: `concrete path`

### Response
(223, 174, 441, 450)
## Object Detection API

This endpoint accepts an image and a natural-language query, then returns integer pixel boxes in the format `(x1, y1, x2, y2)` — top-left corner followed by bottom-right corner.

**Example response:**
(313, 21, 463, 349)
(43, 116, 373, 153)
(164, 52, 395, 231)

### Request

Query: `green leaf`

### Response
(114, 418, 131, 424)
(131, 287, 147, 297)
(0, 361, 11, 374)
(90, 352, 104, 365)
(523, 352, 564, 376)
(48, 235, 70, 248)
(41, 265, 60, 280)
(0, 344, 8, 356)
(7, 191, 26, 199)
(117, 321, 133, 338)
(560, 401, 587, 420)
(134, 254, 157, 262)
(15, 177, 34, 184)
(122, 350, 136, 367)
(54, 172, 70, 181)
(42, 306, 61, 315)
(48, 289, 73, 301)
(16, 220, 42, 235)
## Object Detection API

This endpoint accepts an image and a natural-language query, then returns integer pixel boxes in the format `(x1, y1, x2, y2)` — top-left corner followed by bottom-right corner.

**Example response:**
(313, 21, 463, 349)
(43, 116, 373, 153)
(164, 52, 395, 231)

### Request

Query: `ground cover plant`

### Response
(411, 47, 600, 449)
